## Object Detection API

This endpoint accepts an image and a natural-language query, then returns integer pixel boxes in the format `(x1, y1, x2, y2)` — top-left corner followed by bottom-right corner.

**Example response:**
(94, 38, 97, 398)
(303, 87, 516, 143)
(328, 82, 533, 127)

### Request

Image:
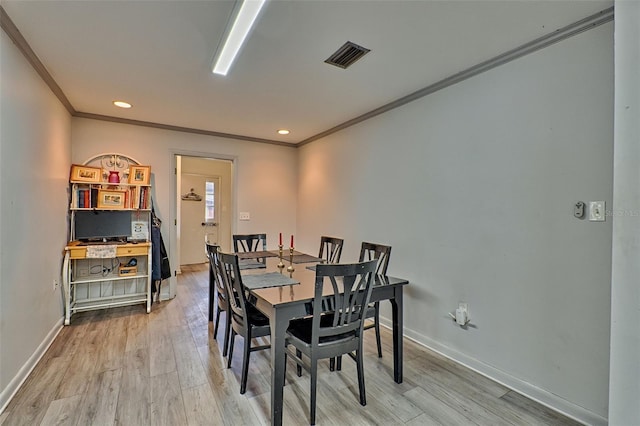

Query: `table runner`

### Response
(239, 259, 267, 270)
(242, 272, 299, 290)
(267, 250, 323, 264)
(237, 250, 278, 260)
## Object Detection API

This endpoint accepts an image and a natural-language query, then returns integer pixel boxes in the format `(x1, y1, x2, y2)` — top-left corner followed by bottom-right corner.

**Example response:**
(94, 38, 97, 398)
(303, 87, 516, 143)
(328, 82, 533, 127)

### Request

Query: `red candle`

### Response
(290, 234, 294, 248)
(279, 232, 282, 246)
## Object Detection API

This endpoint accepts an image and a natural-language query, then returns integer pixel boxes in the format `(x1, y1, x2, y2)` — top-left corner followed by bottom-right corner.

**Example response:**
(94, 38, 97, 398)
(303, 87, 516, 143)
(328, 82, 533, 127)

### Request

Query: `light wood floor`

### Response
(2, 264, 582, 426)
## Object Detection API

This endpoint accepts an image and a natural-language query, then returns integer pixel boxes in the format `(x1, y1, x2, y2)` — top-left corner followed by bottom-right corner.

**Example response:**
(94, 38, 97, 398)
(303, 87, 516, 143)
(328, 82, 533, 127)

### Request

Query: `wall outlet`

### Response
(239, 212, 250, 221)
(53, 279, 59, 291)
(456, 302, 470, 325)
(589, 201, 606, 222)
(458, 302, 468, 314)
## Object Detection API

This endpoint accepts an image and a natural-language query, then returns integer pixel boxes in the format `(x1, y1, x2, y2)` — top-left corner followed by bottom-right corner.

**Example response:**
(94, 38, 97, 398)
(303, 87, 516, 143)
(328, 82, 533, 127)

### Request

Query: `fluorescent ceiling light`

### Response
(213, 0, 267, 76)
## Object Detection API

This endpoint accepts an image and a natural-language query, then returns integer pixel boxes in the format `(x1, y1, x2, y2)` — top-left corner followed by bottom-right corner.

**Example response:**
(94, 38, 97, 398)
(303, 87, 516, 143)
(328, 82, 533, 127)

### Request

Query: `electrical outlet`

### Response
(456, 302, 470, 326)
(53, 279, 59, 291)
(458, 302, 469, 316)
(589, 201, 606, 222)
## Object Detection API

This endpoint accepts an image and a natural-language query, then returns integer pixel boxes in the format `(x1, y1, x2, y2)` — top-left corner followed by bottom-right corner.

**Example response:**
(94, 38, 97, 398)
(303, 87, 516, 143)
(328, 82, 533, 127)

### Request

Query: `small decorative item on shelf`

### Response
(118, 265, 137, 276)
(129, 165, 151, 185)
(108, 170, 120, 184)
(70, 164, 101, 183)
(97, 189, 127, 209)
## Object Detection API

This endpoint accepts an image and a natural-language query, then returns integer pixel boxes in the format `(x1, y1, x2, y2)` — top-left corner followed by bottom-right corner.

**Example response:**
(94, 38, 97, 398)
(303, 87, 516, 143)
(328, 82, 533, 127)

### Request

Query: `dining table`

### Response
(208, 250, 409, 426)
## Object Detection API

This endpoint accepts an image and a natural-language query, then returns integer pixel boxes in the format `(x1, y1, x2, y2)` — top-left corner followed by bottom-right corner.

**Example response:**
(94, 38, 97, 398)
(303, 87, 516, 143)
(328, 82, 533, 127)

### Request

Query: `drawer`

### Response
(117, 245, 148, 256)
(67, 243, 149, 259)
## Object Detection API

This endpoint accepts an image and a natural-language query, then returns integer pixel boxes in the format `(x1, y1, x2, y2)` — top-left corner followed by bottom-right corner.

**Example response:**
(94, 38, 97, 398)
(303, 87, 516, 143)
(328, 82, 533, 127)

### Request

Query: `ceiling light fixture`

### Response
(277, 129, 290, 135)
(113, 101, 132, 108)
(212, 0, 267, 76)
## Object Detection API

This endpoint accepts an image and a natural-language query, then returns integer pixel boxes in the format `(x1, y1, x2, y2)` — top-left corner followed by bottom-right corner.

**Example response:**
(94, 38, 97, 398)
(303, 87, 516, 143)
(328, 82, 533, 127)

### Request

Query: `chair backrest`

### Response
(358, 242, 392, 275)
(217, 252, 250, 330)
(205, 240, 219, 259)
(311, 260, 378, 347)
(318, 236, 344, 264)
(207, 243, 228, 306)
(233, 234, 267, 253)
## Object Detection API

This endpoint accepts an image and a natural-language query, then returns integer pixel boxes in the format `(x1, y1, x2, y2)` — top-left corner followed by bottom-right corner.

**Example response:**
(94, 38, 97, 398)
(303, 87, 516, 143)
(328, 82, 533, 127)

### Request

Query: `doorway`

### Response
(176, 156, 233, 268)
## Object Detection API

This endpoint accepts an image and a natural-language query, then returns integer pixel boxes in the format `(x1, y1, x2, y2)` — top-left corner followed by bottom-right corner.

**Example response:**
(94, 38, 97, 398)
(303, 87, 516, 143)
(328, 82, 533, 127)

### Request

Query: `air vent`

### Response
(324, 41, 370, 69)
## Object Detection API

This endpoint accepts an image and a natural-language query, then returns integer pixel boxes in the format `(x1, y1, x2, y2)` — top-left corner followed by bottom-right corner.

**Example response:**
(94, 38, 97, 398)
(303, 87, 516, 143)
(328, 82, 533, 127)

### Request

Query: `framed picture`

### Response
(70, 164, 101, 183)
(97, 189, 127, 209)
(129, 165, 151, 185)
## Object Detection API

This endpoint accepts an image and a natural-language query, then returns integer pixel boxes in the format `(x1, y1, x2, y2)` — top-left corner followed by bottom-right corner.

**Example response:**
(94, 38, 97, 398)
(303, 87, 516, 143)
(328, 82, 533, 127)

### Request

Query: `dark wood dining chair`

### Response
(359, 242, 392, 358)
(217, 252, 271, 394)
(206, 242, 232, 357)
(332, 241, 392, 371)
(285, 259, 378, 425)
(318, 235, 344, 264)
(232, 233, 267, 253)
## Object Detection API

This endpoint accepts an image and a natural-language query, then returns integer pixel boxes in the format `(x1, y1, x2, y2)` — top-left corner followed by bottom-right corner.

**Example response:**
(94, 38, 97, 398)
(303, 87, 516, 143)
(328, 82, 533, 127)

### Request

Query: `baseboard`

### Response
(0, 317, 63, 415)
(379, 319, 607, 426)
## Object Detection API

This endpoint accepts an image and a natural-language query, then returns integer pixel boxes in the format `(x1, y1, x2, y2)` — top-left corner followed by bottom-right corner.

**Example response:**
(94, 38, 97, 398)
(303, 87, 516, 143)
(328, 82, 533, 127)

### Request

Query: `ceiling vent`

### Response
(324, 41, 370, 69)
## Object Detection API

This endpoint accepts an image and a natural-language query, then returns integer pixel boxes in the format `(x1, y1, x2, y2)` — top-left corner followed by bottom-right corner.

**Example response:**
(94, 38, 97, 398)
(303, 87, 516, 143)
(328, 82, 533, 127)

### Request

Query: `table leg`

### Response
(270, 307, 289, 426)
(391, 287, 403, 383)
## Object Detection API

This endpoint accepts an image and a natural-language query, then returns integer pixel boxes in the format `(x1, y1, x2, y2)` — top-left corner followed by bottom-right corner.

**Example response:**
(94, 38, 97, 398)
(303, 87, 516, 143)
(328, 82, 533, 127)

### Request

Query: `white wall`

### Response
(297, 23, 613, 424)
(608, 1, 640, 424)
(71, 118, 298, 292)
(0, 31, 71, 410)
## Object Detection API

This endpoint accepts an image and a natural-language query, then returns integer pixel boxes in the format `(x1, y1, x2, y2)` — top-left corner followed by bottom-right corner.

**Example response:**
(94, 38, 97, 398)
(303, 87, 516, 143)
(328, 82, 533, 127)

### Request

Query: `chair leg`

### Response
(374, 302, 382, 358)
(310, 357, 318, 425)
(336, 355, 342, 371)
(222, 312, 231, 357)
(356, 347, 366, 406)
(213, 303, 221, 340)
(296, 349, 302, 377)
(240, 330, 252, 394)
(329, 357, 335, 371)
(227, 331, 235, 368)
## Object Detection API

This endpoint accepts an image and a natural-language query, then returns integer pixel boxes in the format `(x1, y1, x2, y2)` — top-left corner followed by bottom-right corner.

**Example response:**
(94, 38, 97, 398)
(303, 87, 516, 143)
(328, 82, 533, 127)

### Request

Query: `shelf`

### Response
(70, 208, 152, 212)
(70, 180, 150, 187)
(70, 293, 148, 313)
(65, 158, 153, 325)
(71, 274, 149, 285)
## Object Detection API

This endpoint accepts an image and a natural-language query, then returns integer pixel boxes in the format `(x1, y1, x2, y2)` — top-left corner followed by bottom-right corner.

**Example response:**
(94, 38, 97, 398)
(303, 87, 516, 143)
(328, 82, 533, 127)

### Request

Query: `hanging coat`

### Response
(151, 208, 171, 292)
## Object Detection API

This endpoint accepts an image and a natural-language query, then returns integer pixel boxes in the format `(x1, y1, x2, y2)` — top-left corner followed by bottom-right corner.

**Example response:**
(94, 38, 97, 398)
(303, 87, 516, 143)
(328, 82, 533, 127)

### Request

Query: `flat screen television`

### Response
(74, 210, 132, 242)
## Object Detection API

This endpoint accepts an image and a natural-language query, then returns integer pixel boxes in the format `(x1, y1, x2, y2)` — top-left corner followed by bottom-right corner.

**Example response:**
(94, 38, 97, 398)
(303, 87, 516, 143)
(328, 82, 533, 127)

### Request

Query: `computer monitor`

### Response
(74, 210, 132, 242)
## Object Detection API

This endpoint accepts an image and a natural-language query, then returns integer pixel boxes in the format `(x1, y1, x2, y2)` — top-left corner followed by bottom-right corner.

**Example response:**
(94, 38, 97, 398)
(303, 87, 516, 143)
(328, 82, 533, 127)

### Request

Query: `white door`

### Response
(180, 174, 220, 265)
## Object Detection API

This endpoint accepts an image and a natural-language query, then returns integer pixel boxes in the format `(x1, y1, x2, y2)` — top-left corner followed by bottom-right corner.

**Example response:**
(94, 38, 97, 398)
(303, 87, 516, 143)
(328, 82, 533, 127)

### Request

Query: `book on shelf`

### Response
(91, 187, 98, 208)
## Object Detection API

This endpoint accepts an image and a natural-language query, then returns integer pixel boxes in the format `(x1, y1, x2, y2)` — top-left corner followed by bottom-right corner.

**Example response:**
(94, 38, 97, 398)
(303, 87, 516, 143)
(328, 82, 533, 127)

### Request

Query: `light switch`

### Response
(239, 212, 250, 221)
(589, 201, 605, 222)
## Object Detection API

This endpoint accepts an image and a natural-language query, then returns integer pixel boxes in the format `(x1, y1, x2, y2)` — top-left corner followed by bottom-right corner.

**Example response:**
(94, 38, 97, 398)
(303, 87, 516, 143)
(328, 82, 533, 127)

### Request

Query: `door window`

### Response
(205, 181, 215, 222)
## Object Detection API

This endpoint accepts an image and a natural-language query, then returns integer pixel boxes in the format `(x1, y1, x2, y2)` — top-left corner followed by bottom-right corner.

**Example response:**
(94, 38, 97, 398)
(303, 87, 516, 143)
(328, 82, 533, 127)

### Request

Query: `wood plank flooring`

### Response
(1, 264, 582, 426)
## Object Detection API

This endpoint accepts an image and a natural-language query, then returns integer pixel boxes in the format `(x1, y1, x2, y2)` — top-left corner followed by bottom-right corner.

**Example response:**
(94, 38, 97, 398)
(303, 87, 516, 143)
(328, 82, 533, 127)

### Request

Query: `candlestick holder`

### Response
(277, 245, 285, 272)
(286, 247, 295, 273)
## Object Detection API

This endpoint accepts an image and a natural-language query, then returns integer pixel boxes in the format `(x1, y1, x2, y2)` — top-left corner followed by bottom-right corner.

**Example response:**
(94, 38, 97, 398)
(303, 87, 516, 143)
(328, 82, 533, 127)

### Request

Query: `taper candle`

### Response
(279, 232, 282, 246)
(290, 234, 294, 248)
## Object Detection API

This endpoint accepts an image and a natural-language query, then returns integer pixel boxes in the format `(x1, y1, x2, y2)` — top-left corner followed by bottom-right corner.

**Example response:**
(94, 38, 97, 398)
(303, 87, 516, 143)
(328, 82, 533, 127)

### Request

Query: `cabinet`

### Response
(63, 156, 153, 325)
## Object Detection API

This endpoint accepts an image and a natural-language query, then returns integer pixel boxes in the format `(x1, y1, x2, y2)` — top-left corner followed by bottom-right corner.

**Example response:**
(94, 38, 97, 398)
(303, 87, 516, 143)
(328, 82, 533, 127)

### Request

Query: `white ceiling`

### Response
(2, 0, 612, 145)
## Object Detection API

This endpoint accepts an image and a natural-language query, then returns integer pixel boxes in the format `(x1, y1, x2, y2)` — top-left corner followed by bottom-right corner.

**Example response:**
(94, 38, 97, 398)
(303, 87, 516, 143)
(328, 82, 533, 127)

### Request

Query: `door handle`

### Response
(201, 222, 217, 227)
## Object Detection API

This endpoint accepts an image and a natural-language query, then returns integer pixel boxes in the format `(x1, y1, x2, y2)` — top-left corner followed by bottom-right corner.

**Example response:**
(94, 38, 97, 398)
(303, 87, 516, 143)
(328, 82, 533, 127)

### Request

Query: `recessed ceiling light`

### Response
(113, 101, 132, 109)
(212, 0, 267, 76)
(278, 129, 290, 135)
